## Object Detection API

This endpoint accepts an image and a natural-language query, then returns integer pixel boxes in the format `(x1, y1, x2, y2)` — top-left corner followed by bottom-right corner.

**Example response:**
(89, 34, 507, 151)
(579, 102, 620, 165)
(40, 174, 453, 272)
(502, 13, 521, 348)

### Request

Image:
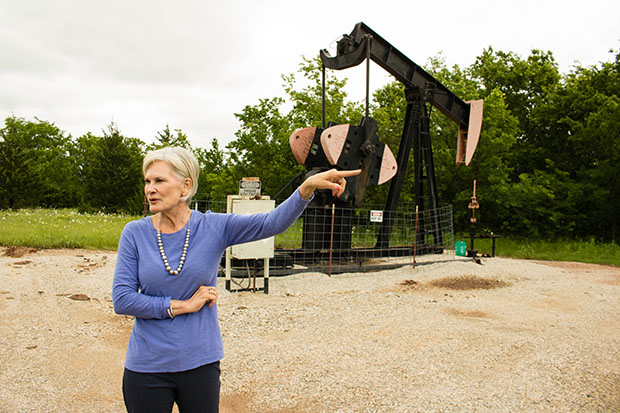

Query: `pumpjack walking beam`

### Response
(321, 22, 482, 250)
(320, 22, 472, 130)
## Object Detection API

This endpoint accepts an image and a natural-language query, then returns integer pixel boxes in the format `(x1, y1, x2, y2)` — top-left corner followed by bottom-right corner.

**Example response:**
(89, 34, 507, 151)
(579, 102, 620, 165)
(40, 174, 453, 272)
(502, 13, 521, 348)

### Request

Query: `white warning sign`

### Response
(370, 210, 383, 223)
(239, 178, 261, 197)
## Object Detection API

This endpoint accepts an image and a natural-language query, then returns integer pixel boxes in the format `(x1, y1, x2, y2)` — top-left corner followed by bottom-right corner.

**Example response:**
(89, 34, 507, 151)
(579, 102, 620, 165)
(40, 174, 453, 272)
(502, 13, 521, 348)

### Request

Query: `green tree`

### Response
(0, 116, 77, 209)
(147, 124, 193, 151)
(194, 138, 236, 201)
(539, 51, 620, 241)
(228, 96, 298, 198)
(423, 56, 520, 233)
(78, 123, 144, 213)
(470, 47, 561, 174)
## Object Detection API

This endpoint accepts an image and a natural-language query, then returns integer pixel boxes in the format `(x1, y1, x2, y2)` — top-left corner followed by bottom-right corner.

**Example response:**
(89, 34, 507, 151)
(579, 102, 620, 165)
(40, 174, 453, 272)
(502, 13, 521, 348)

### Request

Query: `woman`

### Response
(113, 146, 359, 412)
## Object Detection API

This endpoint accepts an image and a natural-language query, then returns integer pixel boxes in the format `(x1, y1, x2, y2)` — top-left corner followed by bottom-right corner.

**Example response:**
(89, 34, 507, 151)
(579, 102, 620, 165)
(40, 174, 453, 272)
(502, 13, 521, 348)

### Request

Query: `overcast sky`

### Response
(1, 0, 618, 148)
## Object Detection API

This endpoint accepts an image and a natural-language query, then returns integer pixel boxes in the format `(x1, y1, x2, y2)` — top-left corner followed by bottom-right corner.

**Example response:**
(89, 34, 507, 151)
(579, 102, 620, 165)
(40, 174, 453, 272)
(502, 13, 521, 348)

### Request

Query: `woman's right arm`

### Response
(112, 224, 217, 319)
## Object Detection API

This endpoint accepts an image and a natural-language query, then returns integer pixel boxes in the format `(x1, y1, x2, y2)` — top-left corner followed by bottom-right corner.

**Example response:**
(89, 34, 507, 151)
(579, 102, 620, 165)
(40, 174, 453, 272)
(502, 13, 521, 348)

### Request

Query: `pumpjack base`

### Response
(221, 245, 445, 277)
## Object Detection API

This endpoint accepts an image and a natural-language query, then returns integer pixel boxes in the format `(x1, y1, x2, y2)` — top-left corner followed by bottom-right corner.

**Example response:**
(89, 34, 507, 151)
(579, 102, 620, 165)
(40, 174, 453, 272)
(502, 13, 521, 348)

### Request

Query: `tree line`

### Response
(1, 48, 618, 243)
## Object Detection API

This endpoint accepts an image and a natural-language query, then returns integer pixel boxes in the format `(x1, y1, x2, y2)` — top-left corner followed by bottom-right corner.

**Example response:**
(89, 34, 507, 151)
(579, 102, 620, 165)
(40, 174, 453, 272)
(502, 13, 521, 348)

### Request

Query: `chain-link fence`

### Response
(186, 197, 459, 280)
(274, 203, 456, 274)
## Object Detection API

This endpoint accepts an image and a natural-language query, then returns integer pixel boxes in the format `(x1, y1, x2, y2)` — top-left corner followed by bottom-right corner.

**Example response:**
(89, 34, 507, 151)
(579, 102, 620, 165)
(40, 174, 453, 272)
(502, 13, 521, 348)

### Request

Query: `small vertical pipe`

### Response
(365, 36, 371, 120)
(413, 205, 419, 268)
(363, 35, 373, 155)
(329, 203, 335, 277)
(321, 64, 326, 129)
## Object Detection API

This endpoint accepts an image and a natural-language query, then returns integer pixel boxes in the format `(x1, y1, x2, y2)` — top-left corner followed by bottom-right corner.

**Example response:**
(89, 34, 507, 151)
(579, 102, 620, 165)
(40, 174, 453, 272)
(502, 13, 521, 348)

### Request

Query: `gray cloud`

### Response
(1, 0, 618, 148)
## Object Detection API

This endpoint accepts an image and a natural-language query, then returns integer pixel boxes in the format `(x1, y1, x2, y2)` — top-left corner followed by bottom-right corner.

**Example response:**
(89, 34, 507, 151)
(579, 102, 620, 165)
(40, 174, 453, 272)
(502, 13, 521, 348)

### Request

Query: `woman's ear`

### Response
(182, 178, 192, 196)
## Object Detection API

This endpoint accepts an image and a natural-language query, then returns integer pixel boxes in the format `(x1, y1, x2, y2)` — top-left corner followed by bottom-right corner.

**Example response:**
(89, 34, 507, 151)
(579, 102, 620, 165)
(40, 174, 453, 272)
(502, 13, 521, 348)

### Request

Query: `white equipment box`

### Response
(225, 195, 275, 293)
(228, 197, 275, 259)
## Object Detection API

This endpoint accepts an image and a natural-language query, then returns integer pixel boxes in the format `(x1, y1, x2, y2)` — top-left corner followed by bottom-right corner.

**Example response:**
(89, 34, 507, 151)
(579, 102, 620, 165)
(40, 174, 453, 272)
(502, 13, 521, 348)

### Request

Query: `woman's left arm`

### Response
(113, 226, 171, 319)
(224, 169, 361, 247)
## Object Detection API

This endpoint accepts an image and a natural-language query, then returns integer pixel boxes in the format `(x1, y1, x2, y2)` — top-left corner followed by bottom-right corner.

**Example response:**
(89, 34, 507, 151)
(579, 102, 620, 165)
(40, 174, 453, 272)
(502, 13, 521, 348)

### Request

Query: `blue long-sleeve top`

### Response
(113, 189, 311, 373)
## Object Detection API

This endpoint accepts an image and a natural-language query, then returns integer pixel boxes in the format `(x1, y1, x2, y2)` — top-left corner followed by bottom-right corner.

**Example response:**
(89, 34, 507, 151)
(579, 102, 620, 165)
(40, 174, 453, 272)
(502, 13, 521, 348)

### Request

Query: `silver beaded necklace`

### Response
(156, 215, 191, 276)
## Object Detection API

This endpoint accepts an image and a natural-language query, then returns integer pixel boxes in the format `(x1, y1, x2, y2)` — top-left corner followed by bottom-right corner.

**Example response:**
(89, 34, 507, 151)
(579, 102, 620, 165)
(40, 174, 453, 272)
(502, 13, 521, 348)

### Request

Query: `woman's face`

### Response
(144, 160, 189, 213)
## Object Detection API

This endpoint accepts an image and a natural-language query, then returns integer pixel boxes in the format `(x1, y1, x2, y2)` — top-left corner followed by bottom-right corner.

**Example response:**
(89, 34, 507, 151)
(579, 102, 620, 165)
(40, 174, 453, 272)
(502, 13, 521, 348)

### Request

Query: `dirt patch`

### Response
(75, 256, 109, 273)
(400, 275, 510, 291)
(533, 260, 616, 271)
(429, 275, 510, 290)
(3, 246, 37, 258)
(68, 293, 91, 301)
(220, 392, 253, 412)
(535, 260, 620, 286)
(445, 308, 494, 318)
(220, 390, 318, 413)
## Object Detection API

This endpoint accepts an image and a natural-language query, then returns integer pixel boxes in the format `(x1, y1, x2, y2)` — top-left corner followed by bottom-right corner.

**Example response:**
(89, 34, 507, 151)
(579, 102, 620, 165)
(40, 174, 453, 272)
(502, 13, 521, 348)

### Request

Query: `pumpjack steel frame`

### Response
(317, 23, 481, 252)
(269, 22, 483, 270)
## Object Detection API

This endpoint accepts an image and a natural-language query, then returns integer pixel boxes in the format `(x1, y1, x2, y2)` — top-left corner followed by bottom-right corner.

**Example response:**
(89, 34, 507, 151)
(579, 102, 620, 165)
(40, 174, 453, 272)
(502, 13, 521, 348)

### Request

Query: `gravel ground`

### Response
(0, 246, 619, 412)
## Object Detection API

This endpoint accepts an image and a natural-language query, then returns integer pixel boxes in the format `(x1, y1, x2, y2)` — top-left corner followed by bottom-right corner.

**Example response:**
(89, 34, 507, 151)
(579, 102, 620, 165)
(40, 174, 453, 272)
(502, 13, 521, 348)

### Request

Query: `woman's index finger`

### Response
(338, 169, 362, 177)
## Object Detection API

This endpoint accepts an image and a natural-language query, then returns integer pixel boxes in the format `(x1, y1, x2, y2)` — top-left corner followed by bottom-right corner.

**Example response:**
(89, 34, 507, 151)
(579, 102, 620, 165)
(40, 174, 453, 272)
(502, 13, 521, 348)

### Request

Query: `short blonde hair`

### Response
(143, 147, 200, 204)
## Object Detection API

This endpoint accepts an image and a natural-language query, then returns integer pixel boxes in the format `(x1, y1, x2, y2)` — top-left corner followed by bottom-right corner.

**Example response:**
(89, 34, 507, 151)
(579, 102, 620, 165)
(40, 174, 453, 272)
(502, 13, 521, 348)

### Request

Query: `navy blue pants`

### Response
(122, 361, 220, 413)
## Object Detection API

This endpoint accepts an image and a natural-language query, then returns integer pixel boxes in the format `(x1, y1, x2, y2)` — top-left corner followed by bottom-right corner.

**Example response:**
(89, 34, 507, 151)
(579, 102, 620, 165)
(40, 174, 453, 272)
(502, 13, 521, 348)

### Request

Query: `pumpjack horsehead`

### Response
(288, 23, 483, 262)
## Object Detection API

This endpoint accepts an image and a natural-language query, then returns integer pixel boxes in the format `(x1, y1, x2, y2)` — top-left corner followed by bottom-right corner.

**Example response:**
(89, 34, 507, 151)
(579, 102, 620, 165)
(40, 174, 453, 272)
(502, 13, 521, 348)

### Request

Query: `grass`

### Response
(0, 209, 618, 266)
(456, 235, 620, 267)
(0, 208, 140, 250)
(274, 219, 437, 249)
(275, 219, 303, 248)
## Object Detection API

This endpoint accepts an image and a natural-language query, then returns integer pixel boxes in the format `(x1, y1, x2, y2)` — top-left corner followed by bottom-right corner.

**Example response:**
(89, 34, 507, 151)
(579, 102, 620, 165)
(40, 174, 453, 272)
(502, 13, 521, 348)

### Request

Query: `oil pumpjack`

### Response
(285, 22, 483, 267)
